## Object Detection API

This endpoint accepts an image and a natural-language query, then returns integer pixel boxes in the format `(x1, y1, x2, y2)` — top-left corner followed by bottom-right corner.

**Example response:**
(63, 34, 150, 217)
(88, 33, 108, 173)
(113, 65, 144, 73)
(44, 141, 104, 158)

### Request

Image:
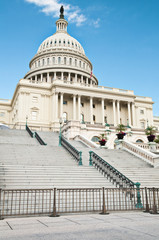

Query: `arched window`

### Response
(38, 60, 40, 67)
(52, 57, 55, 64)
(91, 136, 100, 143)
(58, 57, 61, 64)
(62, 112, 68, 123)
(75, 59, 77, 67)
(136, 139, 144, 143)
(79, 61, 81, 67)
(43, 59, 45, 66)
(69, 58, 72, 65)
(64, 57, 66, 65)
(47, 58, 50, 65)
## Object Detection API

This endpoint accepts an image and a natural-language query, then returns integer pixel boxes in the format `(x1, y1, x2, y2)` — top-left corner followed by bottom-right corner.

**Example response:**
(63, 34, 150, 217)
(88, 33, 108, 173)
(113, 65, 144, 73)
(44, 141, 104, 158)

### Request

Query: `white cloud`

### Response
(92, 18, 100, 28)
(25, 0, 86, 26)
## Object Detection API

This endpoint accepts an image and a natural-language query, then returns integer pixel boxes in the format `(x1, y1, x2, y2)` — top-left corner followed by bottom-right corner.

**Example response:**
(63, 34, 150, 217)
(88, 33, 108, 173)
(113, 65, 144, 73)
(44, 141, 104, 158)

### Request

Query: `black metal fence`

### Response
(61, 136, 82, 165)
(1, 187, 159, 219)
(89, 151, 135, 188)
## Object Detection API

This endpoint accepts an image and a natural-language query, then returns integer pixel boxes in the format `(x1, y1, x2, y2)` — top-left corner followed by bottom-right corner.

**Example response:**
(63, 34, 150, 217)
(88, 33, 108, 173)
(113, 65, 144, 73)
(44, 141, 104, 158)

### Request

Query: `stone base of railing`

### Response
(148, 142, 157, 153)
(115, 140, 123, 150)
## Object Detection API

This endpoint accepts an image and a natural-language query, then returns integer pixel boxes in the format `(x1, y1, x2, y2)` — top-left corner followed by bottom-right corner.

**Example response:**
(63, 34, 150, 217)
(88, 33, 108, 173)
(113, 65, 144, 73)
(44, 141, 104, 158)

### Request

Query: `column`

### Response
(55, 92, 58, 120)
(113, 100, 117, 126)
(117, 100, 120, 124)
(132, 102, 135, 127)
(54, 72, 56, 80)
(73, 95, 76, 120)
(47, 73, 49, 83)
(41, 74, 43, 82)
(90, 97, 93, 124)
(128, 102, 132, 126)
(81, 75, 83, 84)
(86, 77, 88, 85)
(78, 95, 81, 121)
(61, 72, 64, 81)
(68, 73, 71, 82)
(75, 74, 77, 83)
(101, 98, 105, 125)
(60, 93, 63, 118)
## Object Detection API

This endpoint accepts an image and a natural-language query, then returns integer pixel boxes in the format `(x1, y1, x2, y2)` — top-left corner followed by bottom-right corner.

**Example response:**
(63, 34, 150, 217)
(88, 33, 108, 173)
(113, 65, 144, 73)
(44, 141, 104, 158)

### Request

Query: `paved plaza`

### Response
(1, 212, 159, 240)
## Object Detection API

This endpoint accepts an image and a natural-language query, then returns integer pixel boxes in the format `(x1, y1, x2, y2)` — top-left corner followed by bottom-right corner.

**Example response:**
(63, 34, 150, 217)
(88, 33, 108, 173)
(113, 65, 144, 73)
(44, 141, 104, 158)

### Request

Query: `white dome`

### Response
(37, 32, 85, 55)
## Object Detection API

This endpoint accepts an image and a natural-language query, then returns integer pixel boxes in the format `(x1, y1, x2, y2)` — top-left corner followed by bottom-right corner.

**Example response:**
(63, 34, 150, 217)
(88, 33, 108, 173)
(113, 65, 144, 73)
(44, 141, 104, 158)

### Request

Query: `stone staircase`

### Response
(68, 139, 159, 188)
(0, 129, 114, 189)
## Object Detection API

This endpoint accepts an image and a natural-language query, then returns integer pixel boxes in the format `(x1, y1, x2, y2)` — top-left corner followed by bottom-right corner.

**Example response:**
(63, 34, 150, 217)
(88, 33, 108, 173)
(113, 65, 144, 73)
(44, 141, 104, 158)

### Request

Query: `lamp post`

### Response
(26, 115, 28, 129)
(59, 117, 63, 147)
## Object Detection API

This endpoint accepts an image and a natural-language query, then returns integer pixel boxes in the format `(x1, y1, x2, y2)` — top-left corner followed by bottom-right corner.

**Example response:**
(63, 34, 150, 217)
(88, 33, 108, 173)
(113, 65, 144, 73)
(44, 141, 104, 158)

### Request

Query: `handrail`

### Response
(122, 140, 158, 166)
(74, 135, 100, 149)
(61, 136, 82, 165)
(89, 151, 135, 188)
(34, 132, 47, 145)
(26, 125, 34, 138)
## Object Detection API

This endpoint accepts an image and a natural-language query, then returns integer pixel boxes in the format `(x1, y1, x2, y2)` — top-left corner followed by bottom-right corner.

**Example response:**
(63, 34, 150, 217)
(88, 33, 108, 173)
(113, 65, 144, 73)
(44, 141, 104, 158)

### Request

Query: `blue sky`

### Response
(0, 0, 159, 116)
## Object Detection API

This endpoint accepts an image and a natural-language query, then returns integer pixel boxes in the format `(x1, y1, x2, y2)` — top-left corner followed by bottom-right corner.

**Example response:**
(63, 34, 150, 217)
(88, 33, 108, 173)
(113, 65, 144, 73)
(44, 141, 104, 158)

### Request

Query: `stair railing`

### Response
(61, 136, 82, 165)
(89, 151, 135, 188)
(26, 125, 34, 138)
(34, 132, 47, 145)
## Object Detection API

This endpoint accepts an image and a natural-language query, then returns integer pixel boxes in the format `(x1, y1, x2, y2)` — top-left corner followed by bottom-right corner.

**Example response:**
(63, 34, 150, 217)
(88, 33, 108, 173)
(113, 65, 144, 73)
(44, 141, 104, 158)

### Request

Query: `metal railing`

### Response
(34, 132, 47, 145)
(61, 136, 82, 165)
(26, 125, 34, 138)
(1, 187, 159, 219)
(89, 151, 135, 188)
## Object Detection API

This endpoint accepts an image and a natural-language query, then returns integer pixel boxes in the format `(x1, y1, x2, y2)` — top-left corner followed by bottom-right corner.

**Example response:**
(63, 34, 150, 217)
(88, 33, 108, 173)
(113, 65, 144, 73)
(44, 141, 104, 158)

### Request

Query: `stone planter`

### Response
(147, 135, 155, 142)
(116, 133, 125, 140)
(99, 140, 106, 146)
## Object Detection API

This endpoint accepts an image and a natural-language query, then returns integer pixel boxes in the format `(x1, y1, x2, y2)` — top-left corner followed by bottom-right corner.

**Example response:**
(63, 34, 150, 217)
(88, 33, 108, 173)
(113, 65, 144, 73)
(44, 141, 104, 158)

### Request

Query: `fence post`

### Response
(144, 187, 149, 213)
(100, 187, 109, 215)
(50, 188, 59, 217)
(151, 188, 158, 214)
(0, 189, 3, 220)
(135, 182, 143, 209)
(89, 151, 93, 166)
(78, 151, 82, 166)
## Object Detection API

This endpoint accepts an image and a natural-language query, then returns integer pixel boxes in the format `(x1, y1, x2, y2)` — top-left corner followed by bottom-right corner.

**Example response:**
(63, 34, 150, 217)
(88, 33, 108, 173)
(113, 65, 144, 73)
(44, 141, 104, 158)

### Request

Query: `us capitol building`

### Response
(0, 7, 159, 147)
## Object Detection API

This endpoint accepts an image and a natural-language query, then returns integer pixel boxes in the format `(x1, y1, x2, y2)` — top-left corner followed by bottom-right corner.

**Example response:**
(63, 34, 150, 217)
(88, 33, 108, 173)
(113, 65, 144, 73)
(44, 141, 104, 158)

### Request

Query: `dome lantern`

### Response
(56, 6, 68, 33)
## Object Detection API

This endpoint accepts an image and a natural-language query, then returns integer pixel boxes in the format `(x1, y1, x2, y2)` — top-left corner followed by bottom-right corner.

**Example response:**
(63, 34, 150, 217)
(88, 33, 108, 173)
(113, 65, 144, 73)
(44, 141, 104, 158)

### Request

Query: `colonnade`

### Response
(54, 92, 136, 127)
(29, 71, 96, 85)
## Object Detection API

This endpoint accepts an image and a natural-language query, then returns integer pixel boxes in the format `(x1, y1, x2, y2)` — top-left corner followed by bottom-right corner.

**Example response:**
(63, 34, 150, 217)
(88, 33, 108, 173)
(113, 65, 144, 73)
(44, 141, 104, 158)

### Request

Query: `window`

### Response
(93, 115, 96, 121)
(0, 112, 5, 117)
(52, 57, 55, 64)
(32, 97, 38, 103)
(81, 103, 84, 107)
(104, 105, 106, 110)
(79, 61, 81, 67)
(136, 139, 144, 143)
(63, 40, 65, 44)
(43, 59, 45, 66)
(93, 104, 95, 109)
(63, 101, 67, 105)
(140, 122, 145, 129)
(104, 116, 107, 123)
(75, 59, 77, 67)
(47, 58, 50, 65)
(64, 57, 66, 65)
(58, 57, 61, 64)
(91, 136, 100, 143)
(83, 63, 85, 69)
(69, 58, 72, 65)
(38, 61, 40, 67)
(140, 109, 144, 114)
(32, 111, 37, 121)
